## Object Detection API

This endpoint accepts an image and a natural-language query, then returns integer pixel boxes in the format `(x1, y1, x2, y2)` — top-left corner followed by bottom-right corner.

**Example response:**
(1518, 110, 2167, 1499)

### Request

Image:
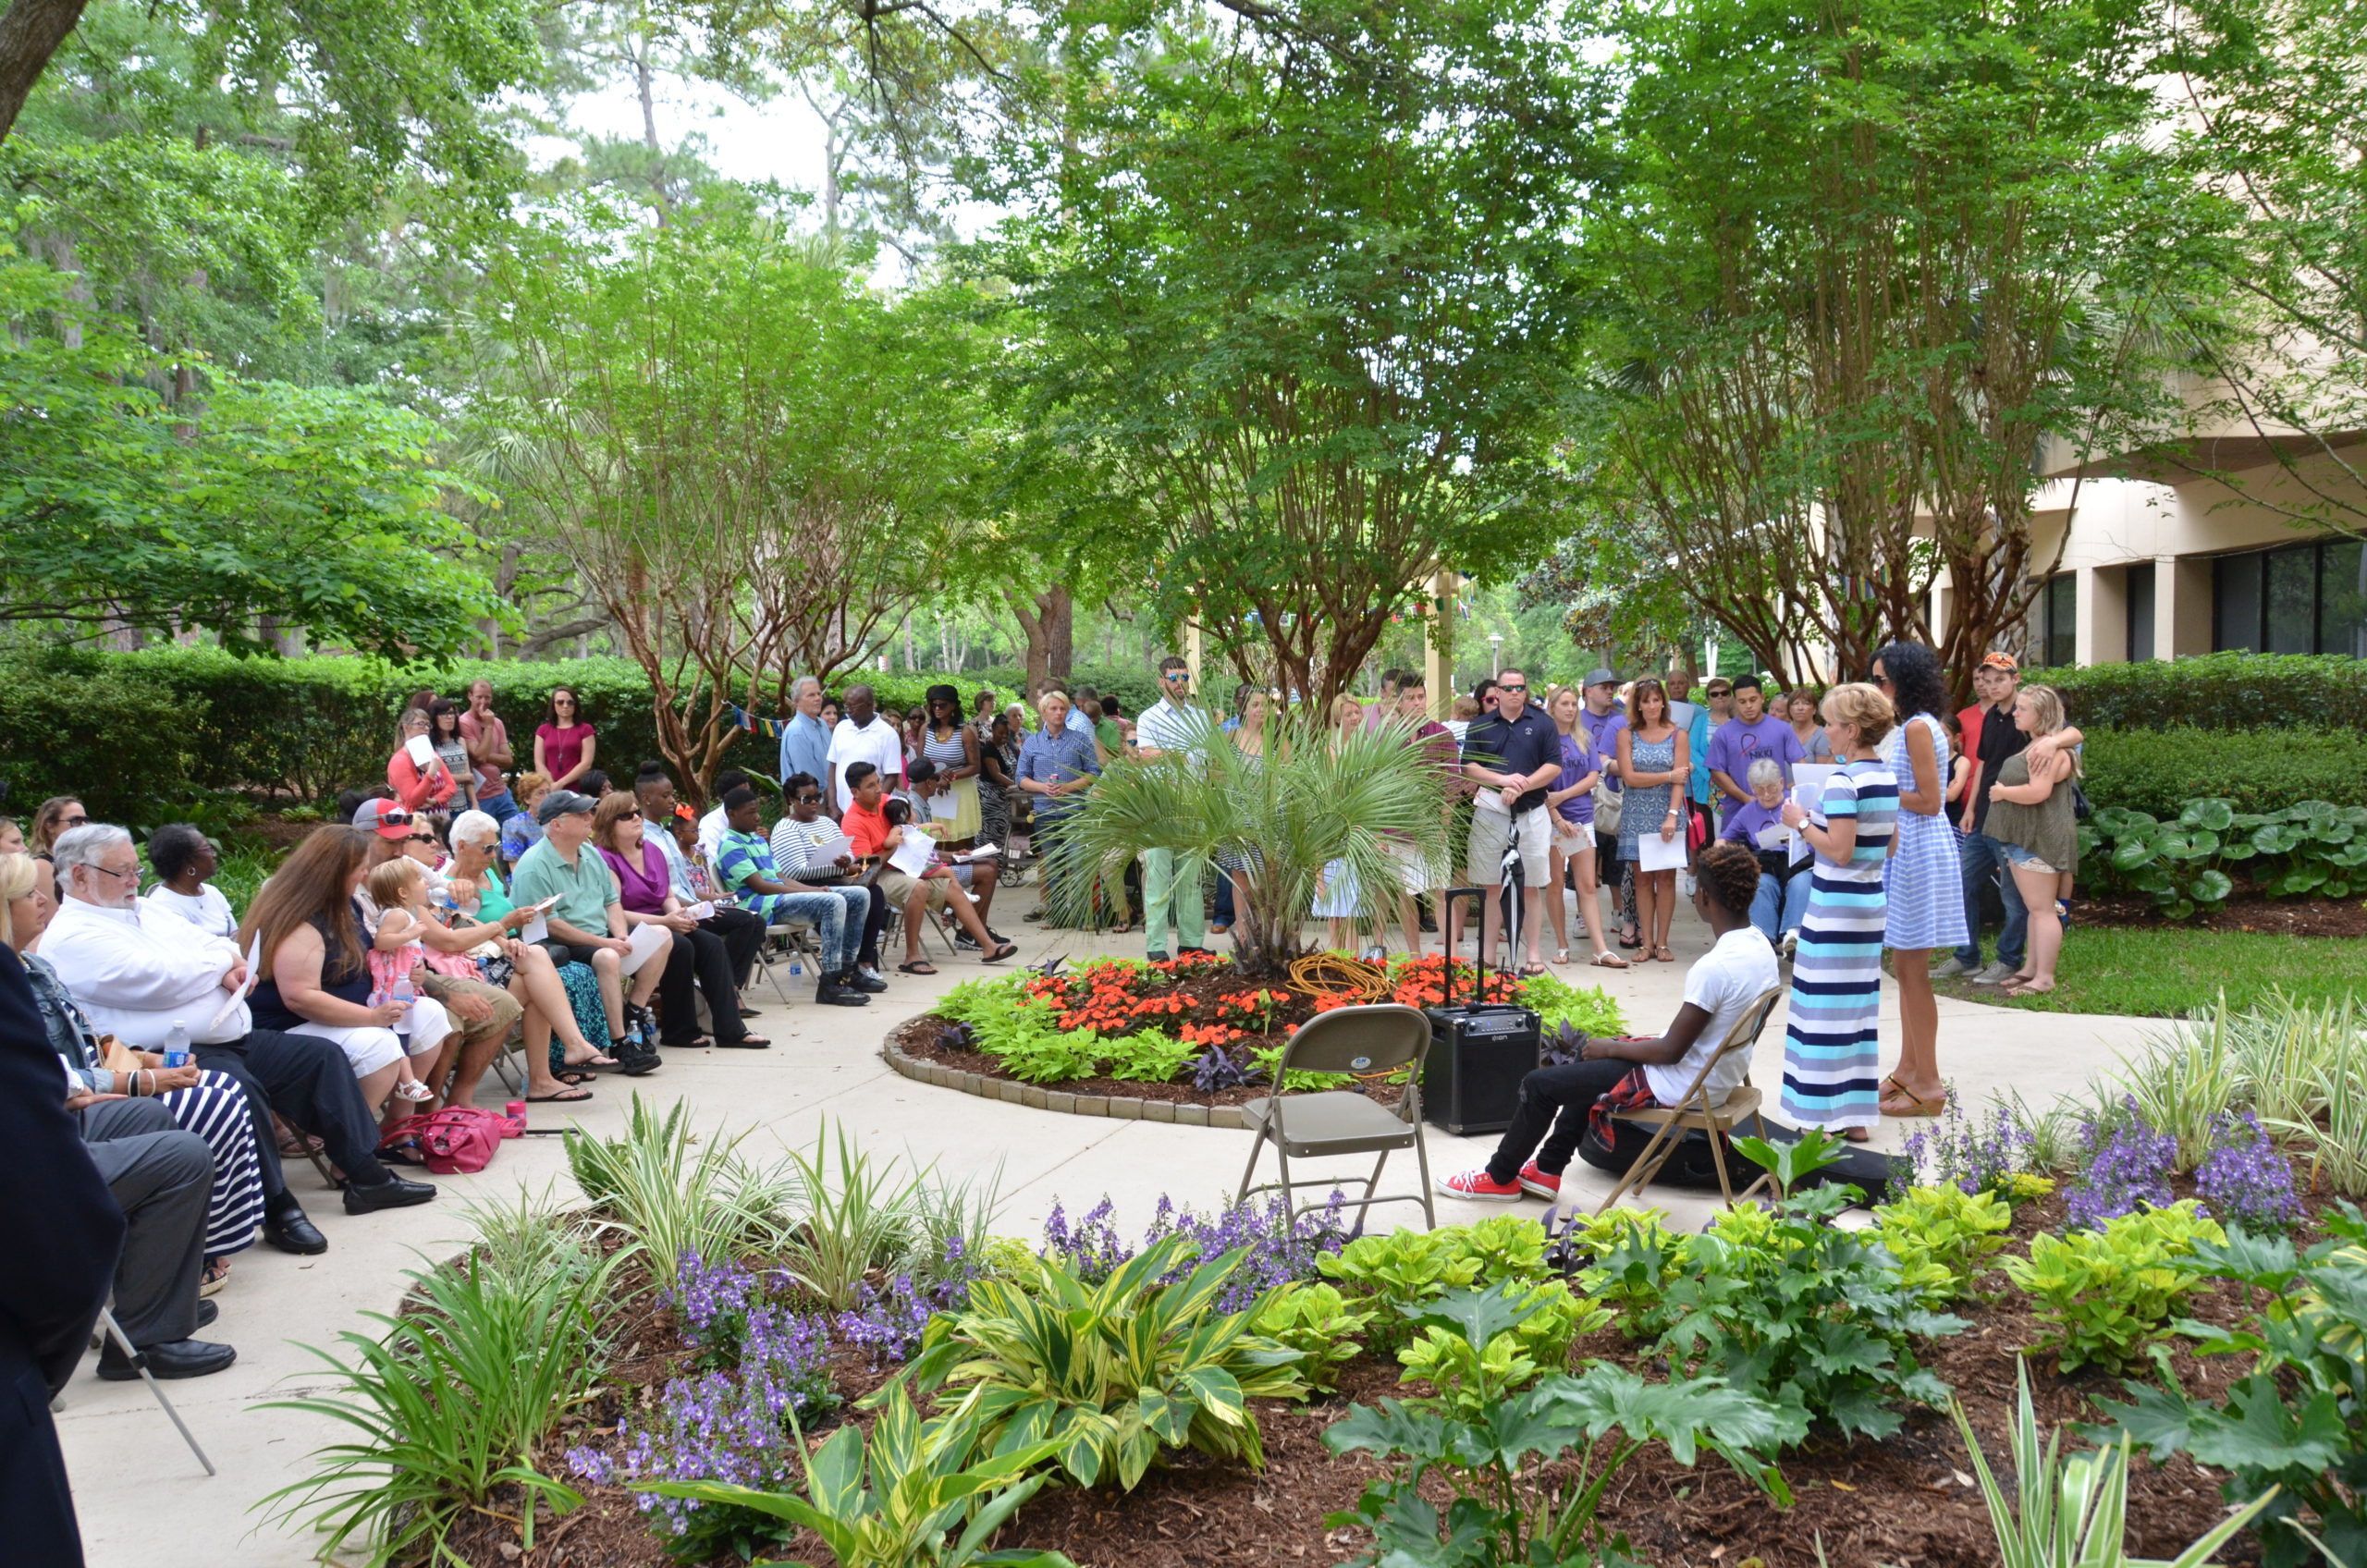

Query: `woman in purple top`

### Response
(1719, 756, 1809, 947)
(1546, 687, 1625, 968)
(589, 794, 767, 1049)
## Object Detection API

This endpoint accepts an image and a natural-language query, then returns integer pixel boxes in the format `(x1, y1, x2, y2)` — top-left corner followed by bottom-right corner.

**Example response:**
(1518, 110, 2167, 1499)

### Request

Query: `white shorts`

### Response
(291, 998, 452, 1078)
(1466, 804, 1551, 887)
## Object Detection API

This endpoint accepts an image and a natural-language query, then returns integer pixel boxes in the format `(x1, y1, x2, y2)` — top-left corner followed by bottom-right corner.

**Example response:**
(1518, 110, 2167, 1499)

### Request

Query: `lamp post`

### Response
(1489, 633, 1503, 677)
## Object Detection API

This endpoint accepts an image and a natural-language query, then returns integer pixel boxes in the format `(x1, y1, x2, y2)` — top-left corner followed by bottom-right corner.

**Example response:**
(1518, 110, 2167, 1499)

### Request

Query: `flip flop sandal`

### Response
(899, 961, 939, 975)
(199, 1258, 231, 1296)
(717, 1035, 772, 1049)
(1589, 952, 1631, 969)
(528, 1085, 595, 1103)
(277, 1132, 325, 1159)
(983, 942, 1020, 964)
(1880, 1078, 1945, 1118)
(556, 1070, 596, 1086)
(1518, 962, 1549, 977)
(1552, 948, 1572, 965)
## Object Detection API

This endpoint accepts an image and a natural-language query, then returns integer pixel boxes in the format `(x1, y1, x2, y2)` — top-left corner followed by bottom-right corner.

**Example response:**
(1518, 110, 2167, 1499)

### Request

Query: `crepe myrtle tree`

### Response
(1042, 707, 1453, 979)
(976, 0, 1599, 709)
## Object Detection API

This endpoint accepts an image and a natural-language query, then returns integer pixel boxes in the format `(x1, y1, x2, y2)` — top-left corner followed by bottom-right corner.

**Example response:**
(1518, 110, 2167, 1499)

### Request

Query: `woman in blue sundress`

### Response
(1872, 643, 1967, 1122)
(1778, 682, 1898, 1142)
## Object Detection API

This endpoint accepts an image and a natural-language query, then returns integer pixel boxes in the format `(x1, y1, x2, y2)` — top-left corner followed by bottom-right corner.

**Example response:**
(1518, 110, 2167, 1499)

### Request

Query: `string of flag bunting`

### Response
(729, 704, 787, 740)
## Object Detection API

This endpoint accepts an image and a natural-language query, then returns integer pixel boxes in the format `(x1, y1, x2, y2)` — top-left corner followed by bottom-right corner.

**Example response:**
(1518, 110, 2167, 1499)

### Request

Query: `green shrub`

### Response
(2098, 1213, 2367, 1568)
(1393, 1281, 1610, 1421)
(1873, 1185, 2015, 1305)
(2080, 725, 2367, 817)
(0, 643, 1049, 820)
(899, 1236, 1309, 1490)
(2002, 1201, 2224, 1373)
(2081, 798, 2367, 915)
(1253, 1281, 1376, 1392)
(2049, 654, 2367, 733)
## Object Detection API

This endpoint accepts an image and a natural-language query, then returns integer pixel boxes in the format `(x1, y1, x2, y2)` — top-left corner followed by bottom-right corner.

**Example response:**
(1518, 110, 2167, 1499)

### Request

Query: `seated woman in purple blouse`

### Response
(589, 794, 767, 1048)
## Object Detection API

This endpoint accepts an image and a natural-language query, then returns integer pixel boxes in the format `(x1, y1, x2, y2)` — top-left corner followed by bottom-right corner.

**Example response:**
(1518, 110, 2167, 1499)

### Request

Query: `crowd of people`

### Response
(0, 641, 2080, 1423)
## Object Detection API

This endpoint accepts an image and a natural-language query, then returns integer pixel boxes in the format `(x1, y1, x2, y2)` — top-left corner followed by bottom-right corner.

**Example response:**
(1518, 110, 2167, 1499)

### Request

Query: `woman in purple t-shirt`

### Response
(1547, 687, 1625, 968)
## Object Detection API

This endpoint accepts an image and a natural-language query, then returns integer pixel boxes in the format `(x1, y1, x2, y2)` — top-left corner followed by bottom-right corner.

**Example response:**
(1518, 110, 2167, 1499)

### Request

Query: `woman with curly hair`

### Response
(1870, 642, 1968, 1119)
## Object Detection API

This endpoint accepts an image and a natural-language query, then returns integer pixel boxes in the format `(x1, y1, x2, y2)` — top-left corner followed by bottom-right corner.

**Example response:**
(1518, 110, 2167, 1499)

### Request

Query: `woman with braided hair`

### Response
(1437, 839, 1779, 1203)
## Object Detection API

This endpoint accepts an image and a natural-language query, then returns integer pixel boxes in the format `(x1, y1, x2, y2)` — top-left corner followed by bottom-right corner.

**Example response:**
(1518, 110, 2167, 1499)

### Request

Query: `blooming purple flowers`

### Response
(2067, 1100, 2180, 1231)
(1899, 1096, 2035, 1196)
(1041, 1191, 1349, 1310)
(2195, 1110, 2303, 1232)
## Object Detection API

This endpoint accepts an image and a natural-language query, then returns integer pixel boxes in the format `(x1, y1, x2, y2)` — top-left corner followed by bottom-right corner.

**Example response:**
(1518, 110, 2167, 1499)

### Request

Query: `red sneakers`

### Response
(1516, 1161, 1562, 1200)
(1435, 1169, 1523, 1201)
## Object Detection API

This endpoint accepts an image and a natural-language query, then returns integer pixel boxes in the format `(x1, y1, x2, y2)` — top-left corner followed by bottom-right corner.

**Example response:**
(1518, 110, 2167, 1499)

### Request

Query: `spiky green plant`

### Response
(1043, 707, 1454, 976)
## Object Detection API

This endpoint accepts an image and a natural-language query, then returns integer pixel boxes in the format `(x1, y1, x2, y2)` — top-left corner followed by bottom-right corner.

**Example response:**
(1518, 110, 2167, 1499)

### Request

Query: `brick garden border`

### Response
(879, 1035, 1248, 1130)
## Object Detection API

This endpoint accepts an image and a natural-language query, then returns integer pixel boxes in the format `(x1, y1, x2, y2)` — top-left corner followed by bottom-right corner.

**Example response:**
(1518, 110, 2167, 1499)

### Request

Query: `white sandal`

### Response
(393, 1078, 435, 1102)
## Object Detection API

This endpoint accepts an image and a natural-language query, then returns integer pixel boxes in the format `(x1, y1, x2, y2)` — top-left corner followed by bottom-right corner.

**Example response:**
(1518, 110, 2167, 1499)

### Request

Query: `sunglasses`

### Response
(794, 792, 824, 804)
(60, 815, 90, 827)
(407, 833, 438, 844)
(1498, 683, 1527, 693)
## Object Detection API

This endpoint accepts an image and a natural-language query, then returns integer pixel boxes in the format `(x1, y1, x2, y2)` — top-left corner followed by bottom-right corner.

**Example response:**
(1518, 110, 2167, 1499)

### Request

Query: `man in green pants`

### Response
(1134, 655, 1211, 962)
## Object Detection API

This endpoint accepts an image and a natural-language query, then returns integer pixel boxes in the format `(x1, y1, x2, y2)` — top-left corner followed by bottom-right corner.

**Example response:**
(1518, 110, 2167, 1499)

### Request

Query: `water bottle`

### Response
(790, 951, 804, 977)
(162, 1021, 192, 1070)
(389, 974, 415, 1034)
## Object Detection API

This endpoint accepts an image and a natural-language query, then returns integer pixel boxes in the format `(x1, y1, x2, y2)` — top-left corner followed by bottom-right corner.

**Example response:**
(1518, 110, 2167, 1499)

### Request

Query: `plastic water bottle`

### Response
(790, 951, 804, 978)
(162, 1021, 191, 1070)
(389, 974, 415, 1034)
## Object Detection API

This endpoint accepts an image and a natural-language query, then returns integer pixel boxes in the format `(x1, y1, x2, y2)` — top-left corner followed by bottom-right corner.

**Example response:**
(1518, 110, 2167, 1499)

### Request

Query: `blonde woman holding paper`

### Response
(1613, 678, 1688, 963)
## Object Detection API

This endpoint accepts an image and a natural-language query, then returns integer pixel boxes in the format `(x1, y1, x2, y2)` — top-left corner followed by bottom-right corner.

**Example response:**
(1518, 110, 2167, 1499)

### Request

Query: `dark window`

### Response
(2324, 541, 2366, 658)
(2126, 562, 2155, 662)
(2214, 552, 2263, 653)
(2040, 573, 2078, 668)
(2266, 545, 2316, 654)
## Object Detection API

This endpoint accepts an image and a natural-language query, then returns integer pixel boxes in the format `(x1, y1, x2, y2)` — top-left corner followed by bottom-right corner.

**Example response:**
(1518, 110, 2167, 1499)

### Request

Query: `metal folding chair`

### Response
(1235, 1004, 1438, 1231)
(1589, 986, 1785, 1216)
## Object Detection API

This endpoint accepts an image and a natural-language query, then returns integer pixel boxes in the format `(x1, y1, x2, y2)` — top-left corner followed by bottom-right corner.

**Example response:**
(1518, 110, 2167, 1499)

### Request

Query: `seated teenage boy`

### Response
(1438, 840, 1779, 1202)
(840, 763, 1017, 974)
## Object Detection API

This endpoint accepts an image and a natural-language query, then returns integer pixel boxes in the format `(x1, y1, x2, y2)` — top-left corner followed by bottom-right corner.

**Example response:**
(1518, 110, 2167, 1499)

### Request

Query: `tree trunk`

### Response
(1006, 582, 1074, 697)
(0, 0, 86, 147)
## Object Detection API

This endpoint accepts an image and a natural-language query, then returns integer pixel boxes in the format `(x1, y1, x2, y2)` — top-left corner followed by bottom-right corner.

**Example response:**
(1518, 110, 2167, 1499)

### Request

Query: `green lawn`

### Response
(1935, 925, 2365, 1018)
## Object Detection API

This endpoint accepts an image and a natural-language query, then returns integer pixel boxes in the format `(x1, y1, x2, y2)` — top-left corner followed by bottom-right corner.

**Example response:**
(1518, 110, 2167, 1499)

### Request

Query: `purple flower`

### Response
(1041, 1198, 1134, 1283)
(2067, 1099, 2178, 1231)
(2196, 1111, 2302, 1232)
(1898, 1097, 2034, 1196)
(1042, 1191, 1350, 1310)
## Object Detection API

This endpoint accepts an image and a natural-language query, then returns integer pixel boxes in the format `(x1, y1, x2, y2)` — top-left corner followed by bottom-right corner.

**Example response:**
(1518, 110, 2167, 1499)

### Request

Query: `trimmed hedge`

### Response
(0, 646, 1157, 826)
(2046, 654, 2367, 732)
(2079, 727, 2367, 820)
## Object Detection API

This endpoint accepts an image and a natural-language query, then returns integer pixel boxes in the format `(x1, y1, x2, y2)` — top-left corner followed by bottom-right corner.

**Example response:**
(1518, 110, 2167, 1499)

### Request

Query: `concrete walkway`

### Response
(62, 902, 2161, 1567)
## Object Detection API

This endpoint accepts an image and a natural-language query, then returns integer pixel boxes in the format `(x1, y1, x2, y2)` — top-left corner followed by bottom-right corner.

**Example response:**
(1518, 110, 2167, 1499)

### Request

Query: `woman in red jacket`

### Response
(387, 706, 460, 814)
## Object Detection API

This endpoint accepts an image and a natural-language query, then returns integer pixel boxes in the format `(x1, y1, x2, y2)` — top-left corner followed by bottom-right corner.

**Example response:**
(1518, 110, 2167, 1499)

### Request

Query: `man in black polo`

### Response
(1460, 668, 1564, 974)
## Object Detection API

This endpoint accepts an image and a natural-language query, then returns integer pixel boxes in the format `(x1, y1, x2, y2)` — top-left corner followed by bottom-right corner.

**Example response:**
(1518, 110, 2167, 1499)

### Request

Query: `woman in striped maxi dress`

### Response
(1778, 682, 1898, 1142)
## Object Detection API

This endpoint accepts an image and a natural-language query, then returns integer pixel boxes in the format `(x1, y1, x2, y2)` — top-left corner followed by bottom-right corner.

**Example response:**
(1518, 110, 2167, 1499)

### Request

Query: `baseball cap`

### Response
(1583, 667, 1617, 689)
(351, 798, 416, 840)
(535, 790, 599, 824)
(1980, 651, 2020, 673)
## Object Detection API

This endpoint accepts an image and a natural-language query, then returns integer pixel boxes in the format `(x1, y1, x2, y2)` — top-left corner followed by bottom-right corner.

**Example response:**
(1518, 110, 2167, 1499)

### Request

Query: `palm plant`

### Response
(1044, 706, 1455, 977)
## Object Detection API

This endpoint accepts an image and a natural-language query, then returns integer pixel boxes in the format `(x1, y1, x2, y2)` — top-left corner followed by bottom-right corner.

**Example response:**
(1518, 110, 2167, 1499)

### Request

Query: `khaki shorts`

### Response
(876, 868, 953, 911)
(1466, 802, 1551, 886)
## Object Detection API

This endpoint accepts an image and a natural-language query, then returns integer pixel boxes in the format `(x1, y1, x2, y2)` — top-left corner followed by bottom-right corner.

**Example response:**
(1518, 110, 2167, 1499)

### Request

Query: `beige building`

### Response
(1933, 429, 2367, 669)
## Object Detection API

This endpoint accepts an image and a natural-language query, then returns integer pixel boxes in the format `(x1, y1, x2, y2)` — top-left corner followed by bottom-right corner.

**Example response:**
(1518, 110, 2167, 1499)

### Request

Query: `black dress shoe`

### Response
(97, 1338, 237, 1381)
(263, 1207, 328, 1255)
(343, 1175, 436, 1215)
(195, 1299, 218, 1329)
(815, 981, 871, 1008)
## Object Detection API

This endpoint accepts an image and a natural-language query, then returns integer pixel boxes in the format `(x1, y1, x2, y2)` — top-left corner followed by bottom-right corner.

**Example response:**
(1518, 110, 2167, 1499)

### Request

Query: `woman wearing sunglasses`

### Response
(29, 795, 87, 857)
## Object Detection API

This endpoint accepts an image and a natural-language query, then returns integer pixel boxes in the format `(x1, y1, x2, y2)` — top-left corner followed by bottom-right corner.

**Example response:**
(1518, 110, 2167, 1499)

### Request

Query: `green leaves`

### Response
(640, 1383, 1076, 1568)
(898, 1236, 1309, 1490)
(2002, 1203, 2224, 1374)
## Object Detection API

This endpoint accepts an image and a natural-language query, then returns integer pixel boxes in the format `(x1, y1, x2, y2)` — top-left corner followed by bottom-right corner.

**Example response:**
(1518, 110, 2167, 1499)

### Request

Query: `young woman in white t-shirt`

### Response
(1438, 840, 1779, 1203)
(142, 823, 239, 938)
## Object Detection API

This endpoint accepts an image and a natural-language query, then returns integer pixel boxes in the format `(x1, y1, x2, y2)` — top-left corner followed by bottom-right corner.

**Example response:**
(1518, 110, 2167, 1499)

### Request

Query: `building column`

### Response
(2079, 566, 2126, 667)
(2163, 556, 2212, 657)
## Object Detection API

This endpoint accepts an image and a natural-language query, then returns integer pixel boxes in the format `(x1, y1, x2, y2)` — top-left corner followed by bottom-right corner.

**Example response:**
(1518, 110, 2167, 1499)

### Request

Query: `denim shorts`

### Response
(1993, 839, 2056, 876)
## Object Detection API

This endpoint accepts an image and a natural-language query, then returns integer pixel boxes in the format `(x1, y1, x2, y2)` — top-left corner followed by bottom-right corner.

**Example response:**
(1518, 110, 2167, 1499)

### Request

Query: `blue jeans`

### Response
(769, 890, 863, 974)
(478, 788, 521, 826)
(1213, 873, 1235, 927)
(1751, 870, 1810, 944)
(1955, 830, 2028, 969)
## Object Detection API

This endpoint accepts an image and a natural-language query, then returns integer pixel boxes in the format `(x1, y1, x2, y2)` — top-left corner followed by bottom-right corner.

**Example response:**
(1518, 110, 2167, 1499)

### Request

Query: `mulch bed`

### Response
(484, 1188, 2302, 1568)
(890, 1012, 1411, 1111)
(2072, 892, 2367, 938)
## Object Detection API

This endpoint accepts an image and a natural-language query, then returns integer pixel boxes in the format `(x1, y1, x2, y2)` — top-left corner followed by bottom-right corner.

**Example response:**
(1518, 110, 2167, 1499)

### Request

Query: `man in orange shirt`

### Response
(843, 764, 1016, 974)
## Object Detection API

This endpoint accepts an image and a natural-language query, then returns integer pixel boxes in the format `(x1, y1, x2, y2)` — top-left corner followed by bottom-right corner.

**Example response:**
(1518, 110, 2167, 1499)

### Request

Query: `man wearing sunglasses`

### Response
(768, 774, 889, 987)
(1460, 669, 1564, 974)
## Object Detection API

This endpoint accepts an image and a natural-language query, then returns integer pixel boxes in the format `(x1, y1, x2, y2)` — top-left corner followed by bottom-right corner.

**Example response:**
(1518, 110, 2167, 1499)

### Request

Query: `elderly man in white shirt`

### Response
(1132, 655, 1212, 963)
(40, 825, 434, 1242)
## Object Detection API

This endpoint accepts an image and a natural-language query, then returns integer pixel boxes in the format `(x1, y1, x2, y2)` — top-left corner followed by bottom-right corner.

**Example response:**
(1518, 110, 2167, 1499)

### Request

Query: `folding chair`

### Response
(98, 1305, 215, 1476)
(1235, 1004, 1438, 1231)
(753, 913, 821, 1004)
(1590, 986, 1785, 1217)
